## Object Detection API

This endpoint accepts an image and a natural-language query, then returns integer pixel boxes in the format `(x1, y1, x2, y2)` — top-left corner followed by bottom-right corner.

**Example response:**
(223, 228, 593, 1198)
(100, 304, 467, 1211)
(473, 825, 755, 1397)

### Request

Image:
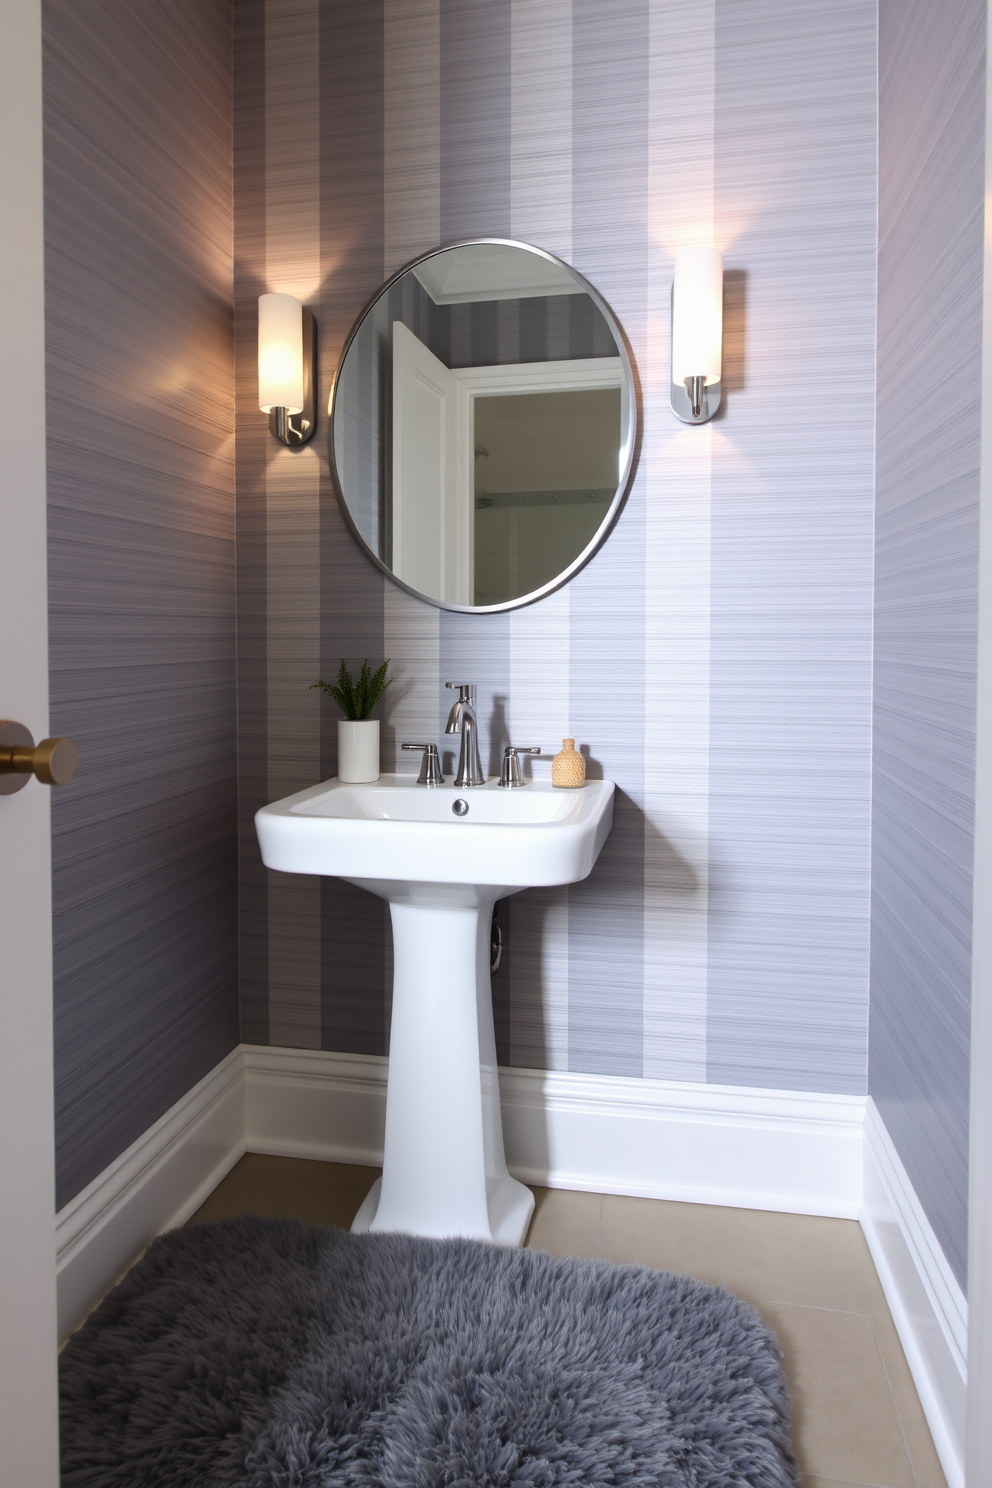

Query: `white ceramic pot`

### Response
(337, 719, 380, 783)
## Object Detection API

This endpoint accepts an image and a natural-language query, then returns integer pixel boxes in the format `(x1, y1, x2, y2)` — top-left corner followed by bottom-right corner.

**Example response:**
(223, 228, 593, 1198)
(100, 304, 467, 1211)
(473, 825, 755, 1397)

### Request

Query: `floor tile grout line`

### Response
(741, 1298, 890, 1319)
(592, 1193, 604, 1258)
(801, 1477, 904, 1488)
(597, 1279, 888, 1325)
(866, 1314, 923, 1488)
(738, 1294, 921, 1488)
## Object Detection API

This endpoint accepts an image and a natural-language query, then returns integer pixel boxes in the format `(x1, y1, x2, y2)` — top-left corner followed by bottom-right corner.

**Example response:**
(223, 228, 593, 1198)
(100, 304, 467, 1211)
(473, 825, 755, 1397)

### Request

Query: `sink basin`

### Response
(255, 775, 615, 887)
(255, 773, 615, 1247)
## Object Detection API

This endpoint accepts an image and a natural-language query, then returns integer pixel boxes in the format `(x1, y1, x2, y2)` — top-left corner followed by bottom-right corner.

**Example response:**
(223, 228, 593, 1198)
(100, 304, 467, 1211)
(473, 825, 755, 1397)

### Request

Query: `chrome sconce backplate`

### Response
(670, 374, 721, 424)
(269, 308, 318, 445)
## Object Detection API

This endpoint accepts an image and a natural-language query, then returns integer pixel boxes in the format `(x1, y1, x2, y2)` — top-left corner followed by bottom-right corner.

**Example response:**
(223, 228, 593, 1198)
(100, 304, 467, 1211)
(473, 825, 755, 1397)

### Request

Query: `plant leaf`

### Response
(310, 658, 392, 720)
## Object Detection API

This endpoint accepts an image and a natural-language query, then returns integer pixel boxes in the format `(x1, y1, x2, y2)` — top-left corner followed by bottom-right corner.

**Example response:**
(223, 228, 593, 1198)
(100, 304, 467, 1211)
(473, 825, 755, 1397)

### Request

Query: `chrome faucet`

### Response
(401, 741, 444, 786)
(499, 745, 541, 788)
(445, 683, 486, 787)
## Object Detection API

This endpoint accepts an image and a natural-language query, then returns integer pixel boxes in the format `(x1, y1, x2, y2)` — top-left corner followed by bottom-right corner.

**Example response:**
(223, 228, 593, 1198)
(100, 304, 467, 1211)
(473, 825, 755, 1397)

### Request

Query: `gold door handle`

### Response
(0, 720, 78, 794)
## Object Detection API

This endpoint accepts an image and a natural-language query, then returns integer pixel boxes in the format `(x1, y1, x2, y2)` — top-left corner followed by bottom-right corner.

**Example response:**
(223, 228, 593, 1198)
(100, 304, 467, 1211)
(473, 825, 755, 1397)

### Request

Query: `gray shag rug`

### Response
(60, 1215, 799, 1487)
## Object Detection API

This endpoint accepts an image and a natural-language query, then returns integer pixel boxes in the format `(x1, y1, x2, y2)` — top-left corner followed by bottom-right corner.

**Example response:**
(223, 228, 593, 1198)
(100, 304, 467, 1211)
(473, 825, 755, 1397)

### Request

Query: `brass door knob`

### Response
(0, 720, 78, 795)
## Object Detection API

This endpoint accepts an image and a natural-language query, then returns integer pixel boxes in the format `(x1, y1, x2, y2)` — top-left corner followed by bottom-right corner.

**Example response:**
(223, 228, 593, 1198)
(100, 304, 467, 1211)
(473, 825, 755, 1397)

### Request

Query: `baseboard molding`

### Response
(244, 1045, 387, 1165)
(860, 1098, 967, 1488)
(55, 1048, 246, 1340)
(54, 1044, 971, 1482)
(502, 1065, 865, 1215)
(243, 1044, 866, 1218)
(53, 1042, 869, 1350)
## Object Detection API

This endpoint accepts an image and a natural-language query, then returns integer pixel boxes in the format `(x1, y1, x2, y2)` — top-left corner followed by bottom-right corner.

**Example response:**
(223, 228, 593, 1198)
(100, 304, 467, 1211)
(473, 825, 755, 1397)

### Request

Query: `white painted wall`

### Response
(966, 6, 992, 1478)
(0, 1, 61, 1480)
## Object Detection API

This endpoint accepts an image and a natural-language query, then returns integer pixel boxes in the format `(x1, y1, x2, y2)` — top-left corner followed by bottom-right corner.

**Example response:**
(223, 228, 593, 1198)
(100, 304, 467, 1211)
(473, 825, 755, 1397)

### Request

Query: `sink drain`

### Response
(452, 798, 469, 816)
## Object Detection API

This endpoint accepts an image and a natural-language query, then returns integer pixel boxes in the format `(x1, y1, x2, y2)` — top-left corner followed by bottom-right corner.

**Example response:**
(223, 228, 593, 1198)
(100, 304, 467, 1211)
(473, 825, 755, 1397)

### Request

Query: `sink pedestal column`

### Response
(347, 881, 535, 1246)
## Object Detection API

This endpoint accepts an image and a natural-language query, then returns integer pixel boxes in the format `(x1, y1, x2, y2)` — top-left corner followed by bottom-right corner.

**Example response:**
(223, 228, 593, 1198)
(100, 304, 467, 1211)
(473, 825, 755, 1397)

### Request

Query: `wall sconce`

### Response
(670, 247, 723, 424)
(258, 292, 317, 445)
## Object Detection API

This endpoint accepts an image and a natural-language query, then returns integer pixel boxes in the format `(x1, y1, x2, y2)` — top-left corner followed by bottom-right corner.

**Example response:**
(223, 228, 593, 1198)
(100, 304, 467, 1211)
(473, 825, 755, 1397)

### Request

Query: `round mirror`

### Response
(329, 239, 638, 613)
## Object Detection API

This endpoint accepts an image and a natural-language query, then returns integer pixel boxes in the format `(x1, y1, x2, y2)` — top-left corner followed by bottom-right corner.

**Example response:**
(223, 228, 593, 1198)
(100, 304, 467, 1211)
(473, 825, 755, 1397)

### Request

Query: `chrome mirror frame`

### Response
(327, 237, 642, 615)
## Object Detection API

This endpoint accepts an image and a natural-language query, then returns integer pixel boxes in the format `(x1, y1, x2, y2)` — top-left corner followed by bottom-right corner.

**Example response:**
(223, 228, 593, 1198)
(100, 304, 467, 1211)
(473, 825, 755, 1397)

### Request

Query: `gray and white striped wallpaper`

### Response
(41, 0, 984, 1284)
(240, 0, 877, 1095)
(45, 0, 239, 1209)
(870, 0, 986, 1293)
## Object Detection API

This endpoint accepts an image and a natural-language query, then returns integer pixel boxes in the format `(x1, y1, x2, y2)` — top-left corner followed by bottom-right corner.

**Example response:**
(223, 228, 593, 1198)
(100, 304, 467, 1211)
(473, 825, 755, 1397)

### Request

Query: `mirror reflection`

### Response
(331, 241, 635, 611)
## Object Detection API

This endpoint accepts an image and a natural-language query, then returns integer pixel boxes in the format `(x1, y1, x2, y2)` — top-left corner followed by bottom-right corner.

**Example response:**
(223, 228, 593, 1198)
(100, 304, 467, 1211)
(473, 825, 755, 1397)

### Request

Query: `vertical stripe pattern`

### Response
(265, 0, 323, 1049)
(382, 0, 445, 1026)
(437, 0, 515, 1056)
(318, 0, 389, 1056)
(506, 0, 573, 1071)
(642, 0, 715, 1082)
(707, 0, 875, 1095)
(384, 0, 440, 277)
(567, 0, 649, 1078)
(234, 0, 270, 1047)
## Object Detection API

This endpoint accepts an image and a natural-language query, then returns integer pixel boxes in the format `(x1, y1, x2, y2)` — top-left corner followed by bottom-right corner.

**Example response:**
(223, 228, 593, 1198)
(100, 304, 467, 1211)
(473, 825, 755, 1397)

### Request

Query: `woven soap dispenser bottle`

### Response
(552, 738, 585, 789)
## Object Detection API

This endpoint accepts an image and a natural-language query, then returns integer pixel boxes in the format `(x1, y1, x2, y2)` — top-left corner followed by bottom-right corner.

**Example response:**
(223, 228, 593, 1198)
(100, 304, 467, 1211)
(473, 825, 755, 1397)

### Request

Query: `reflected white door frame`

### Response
(392, 320, 468, 604)
(392, 329, 624, 611)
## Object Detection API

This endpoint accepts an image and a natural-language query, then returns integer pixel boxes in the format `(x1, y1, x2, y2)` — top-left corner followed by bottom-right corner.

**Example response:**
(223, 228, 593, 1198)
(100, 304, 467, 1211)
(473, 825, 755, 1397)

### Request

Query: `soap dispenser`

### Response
(552, 738, 585, 789)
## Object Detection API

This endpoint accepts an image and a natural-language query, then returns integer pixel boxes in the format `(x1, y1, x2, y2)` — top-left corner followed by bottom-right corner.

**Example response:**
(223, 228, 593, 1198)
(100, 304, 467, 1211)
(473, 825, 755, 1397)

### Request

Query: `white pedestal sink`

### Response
(255, 775, 615, 1246)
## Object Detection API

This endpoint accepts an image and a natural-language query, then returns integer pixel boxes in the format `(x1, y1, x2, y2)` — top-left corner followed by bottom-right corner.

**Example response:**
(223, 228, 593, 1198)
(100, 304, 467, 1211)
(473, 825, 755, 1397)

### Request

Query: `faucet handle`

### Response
(402, 742, 444, 787)
(499, 745, 541, 788)
(445, 682, 476, 703)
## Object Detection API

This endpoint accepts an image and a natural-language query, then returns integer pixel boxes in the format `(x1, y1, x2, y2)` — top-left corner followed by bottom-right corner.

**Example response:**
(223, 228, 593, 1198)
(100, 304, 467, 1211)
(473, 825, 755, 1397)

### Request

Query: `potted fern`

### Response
(311, 659, 392, 783)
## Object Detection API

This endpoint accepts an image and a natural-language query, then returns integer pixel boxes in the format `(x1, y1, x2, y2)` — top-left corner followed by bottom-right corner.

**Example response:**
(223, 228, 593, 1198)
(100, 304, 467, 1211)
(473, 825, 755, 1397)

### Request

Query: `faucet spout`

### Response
(444, 683, 486, 787)
(444, 699, 464, 734)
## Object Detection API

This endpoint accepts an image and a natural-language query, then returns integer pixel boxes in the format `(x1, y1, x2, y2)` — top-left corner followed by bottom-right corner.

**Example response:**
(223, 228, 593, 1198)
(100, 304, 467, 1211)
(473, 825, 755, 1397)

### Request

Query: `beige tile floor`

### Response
(190, 1155, 946, 1488)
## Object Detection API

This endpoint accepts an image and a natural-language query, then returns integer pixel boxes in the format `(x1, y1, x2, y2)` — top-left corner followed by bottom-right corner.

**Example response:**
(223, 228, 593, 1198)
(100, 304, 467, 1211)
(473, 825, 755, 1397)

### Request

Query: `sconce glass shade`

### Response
(671, 247, 723, 387)
(258, 293, 304, 414)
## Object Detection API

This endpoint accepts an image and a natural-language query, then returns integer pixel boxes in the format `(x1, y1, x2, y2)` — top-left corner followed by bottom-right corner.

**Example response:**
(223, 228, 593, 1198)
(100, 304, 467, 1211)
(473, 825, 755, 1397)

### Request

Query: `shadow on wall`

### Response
(720, 268, 747, 400)
(489, 695, 511, 778)
(379, 672, 419, 771)
(493, 787, 703, 1093)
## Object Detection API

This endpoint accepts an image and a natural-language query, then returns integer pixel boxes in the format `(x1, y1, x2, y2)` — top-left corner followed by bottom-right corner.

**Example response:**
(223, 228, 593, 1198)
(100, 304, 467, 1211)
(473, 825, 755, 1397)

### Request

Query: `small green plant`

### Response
(311, 659, 392, 721)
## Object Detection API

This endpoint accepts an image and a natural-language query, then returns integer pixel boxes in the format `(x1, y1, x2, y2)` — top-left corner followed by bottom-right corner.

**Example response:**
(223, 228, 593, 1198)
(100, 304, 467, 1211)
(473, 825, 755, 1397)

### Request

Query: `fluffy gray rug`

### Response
(60, 1216, 798, 1486)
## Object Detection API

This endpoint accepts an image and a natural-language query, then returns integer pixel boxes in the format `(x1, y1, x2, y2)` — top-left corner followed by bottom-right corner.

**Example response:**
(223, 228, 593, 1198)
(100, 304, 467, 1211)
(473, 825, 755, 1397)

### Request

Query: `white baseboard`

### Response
(500, 1064, 865, 1216)
(53, 1043, 879, 1353)
(54, 1044, 968, 1485)
(243, 1046, 386, 1164)
(243, 1044, 866, 1218)
(55, 1048, 246, 1340)
(860, 1098, 967, 1488)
